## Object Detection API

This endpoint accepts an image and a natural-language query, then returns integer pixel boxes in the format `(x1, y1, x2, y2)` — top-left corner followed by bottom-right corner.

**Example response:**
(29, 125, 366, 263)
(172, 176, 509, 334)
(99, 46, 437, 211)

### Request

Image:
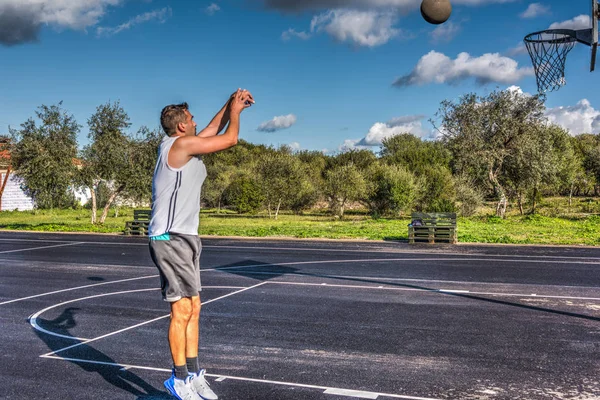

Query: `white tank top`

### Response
(148, 136, 207, 237)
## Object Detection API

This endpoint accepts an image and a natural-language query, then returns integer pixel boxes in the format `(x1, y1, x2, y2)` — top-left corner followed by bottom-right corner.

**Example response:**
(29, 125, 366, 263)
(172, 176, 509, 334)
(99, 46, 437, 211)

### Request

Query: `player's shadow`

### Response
(32, 307, 167, 399)
(213, 259, 298, 281)
(216, 259, 600, 323)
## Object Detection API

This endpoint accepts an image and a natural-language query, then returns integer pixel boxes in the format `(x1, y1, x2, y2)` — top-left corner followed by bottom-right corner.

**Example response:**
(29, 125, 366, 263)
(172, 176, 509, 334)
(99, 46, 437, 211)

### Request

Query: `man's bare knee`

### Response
(190, 296, 201, 320)
(171, 298, 193, 322)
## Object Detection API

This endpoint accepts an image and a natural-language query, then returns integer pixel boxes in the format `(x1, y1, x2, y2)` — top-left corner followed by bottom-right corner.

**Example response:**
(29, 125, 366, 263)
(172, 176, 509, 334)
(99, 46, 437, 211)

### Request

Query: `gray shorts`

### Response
(148, 233, 202, 302)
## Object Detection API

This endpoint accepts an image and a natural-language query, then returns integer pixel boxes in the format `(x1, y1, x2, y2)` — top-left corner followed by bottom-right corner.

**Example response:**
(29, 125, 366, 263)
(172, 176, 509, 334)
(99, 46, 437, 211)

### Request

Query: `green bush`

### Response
(366, 163, 418, 217)
(416, 165, 456, 212)
(224, 176, 264, 214)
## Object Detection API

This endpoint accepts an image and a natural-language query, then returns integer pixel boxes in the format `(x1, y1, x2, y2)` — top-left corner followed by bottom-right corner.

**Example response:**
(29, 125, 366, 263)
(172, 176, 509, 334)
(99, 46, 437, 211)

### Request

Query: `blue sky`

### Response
(0, 0, 598, 154)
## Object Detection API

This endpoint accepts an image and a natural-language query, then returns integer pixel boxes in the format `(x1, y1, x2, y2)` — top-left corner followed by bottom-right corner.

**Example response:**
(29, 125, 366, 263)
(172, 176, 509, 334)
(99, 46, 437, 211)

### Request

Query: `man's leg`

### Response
(186, 295, 201, 370)
(186, 295, 218, 399)
(169, 297, 193, 370)
(164, 297, 202, 400)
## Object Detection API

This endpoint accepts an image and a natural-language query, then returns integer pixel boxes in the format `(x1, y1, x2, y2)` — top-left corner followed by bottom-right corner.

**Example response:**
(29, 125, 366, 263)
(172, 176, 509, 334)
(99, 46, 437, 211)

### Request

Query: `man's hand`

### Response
(230, 89, 254, 115)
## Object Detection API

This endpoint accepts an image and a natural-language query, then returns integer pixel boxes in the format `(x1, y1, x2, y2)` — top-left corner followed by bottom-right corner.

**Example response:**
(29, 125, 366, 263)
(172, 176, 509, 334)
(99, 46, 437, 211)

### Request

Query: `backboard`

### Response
(592, 0, 598, 71)
(523, 1, 598, 92)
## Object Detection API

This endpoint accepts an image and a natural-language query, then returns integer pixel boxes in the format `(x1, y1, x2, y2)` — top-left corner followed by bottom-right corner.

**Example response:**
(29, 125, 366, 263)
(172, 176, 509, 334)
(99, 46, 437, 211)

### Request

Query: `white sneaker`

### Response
(190, 369, 218, 400)
(164, 372, 202, 400)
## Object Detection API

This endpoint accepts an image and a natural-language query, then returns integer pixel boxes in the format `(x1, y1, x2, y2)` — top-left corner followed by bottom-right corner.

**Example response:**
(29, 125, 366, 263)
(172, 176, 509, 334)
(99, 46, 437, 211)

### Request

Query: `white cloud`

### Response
(257, 114, 297, 132)
(546, 99, 600, 135)
(393, 51, 534, 87)
(281, 28, 311, 41)
(340, 115, 430, 151)
(288, 142, 301, 151)
(339, 139, 370, 152)
(96, 7, 171, 37)
(361, 115, 430, 145)
(205, 3, 221, 16)
(310, 9, 400, 47)
(520, 3, 550, 19)
(549, 15, 590, 30)
(0, 0, 122, 45)
(429, 21, 460, 43)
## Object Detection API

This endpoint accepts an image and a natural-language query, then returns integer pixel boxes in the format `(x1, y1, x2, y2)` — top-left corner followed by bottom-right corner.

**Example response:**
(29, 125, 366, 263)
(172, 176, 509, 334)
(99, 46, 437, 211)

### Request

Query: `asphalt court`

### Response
(1, 231, 599, 400)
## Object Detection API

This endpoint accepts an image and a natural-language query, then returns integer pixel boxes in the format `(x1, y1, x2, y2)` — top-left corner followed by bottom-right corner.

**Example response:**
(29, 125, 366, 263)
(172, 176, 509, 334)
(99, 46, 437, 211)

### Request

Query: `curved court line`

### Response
(40, 355, 442, 400)
(28, 285, 249, 341)
(29, 288, 159, 341)
(40, 282, 268, 357)
(0, 274, 159, 306)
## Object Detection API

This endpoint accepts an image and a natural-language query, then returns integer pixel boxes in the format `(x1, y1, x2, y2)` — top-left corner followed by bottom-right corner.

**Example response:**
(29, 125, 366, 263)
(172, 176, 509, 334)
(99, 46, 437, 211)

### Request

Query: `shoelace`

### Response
(184, 377, 199, 400)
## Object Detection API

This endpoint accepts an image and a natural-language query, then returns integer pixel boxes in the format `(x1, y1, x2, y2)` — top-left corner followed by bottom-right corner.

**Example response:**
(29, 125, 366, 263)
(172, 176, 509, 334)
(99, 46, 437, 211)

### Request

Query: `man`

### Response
(148, 89, 254, 400)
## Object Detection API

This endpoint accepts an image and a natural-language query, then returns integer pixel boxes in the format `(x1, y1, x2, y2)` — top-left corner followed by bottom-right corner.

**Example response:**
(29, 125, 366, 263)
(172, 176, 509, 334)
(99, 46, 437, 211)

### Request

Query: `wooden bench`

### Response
(124, 209, 151, 236)
(408, 212, 457, 244)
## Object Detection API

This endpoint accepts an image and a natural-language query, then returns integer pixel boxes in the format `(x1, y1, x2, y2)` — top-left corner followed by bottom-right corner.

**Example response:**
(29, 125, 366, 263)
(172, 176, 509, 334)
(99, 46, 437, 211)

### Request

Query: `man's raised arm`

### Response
(197, 90, 254, 138)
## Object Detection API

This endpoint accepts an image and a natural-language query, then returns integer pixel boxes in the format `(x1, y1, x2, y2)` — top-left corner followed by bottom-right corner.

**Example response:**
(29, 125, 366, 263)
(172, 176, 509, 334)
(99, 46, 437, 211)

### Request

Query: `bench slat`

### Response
(409, 212, 457, 244)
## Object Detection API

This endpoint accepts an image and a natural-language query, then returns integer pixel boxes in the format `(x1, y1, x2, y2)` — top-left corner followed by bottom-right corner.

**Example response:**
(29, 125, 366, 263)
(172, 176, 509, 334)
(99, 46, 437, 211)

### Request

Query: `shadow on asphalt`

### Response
(216, 259, 600, 323)
(32, 307, 165, 398)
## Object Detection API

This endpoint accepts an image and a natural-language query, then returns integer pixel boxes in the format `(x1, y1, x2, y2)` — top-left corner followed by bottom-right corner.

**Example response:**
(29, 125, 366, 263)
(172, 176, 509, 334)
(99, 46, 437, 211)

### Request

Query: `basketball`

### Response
(421, 0, 452, 25)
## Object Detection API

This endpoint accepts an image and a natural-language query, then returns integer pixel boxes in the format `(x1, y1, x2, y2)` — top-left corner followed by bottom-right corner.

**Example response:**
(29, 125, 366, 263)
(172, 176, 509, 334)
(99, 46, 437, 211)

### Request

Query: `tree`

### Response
(202, 160, 236, 212)
(380, 133, 451, 175)
(364, 162, 418, 217)
(329, 149, 377, 170)
(256, 150, 308, 219)
(503, 124, 577, 214)
(9, 103, 79, 209)
(436, 89, 547, 218)
(416, 165, 456, 212)
(83, 101, 131, 224)
(573, 134, 600, 196)
(224, 173, 264, 213)
(120, 126, 163, 205)
(323, 163, 367, 219)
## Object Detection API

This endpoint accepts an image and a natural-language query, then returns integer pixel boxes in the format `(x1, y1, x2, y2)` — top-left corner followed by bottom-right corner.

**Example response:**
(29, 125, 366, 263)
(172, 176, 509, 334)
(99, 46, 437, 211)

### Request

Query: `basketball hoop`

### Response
(524, 29, 577, 93)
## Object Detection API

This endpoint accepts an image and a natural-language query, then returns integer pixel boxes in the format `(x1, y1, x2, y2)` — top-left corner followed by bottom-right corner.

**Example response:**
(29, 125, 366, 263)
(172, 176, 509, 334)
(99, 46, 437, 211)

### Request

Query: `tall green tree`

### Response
(572, 133, 600, 196)
(121, 126, 163, 205)
(504, 125, 577, 214)
(436, 89, 547, 217)
(83, 101, 131, 224)
(9, 103, 79, 209)
(324, 163, 367, 219)
(364, 162, 418, 217)
(256, 150, 308, 219)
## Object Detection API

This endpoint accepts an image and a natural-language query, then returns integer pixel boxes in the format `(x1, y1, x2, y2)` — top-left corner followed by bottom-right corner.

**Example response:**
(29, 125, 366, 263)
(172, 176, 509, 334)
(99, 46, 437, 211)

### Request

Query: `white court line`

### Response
(28, 285, 249, 341)
(268, 281, 600, 301)
(29, 288, 159, 341)
(212, 268, 600, 291)
(0, 238, 73, 243)
(0, 241, 83, 254)
(208, 257, 600, 267)
(39, 355, 443, 400)
(0, 275, 159, 306)
(39, 282, 268, 357)
(2, 237, 599, 261)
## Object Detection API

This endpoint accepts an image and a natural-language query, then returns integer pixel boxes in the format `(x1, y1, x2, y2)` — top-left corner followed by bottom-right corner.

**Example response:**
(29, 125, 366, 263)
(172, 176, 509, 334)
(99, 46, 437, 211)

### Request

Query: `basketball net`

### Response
(524, 30, 577, 93)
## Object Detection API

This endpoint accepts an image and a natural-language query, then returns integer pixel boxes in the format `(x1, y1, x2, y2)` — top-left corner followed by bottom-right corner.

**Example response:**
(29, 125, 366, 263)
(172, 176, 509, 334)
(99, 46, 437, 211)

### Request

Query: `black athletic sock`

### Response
(174, 364, 189, 380)
(186, 357, 200, 374)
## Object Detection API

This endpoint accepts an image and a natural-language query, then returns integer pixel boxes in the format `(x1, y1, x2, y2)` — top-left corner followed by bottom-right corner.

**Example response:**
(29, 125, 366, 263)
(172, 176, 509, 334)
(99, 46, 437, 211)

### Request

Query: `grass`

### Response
(0, 197, 598, 246)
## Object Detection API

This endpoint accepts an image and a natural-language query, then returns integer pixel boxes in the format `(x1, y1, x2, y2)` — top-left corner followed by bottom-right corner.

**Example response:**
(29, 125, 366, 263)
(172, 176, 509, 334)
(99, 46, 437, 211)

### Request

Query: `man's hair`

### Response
(160, 102, 189, 136)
